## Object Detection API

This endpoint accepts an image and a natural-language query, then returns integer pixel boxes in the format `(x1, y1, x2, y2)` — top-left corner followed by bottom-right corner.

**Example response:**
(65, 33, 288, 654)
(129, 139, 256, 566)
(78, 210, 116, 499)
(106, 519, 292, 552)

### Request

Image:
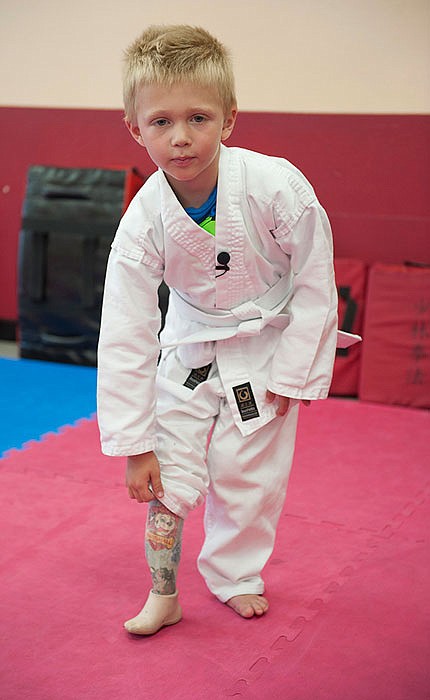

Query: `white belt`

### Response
(162, 276, 293, 348)
(161, 276, 361, 350)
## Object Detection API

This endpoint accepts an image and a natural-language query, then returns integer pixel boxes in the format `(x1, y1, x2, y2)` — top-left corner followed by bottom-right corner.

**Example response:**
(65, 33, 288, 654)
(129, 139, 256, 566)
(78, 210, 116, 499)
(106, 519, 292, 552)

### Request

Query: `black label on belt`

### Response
(184, 364, 212, 390)
(232, 382, 260, 421)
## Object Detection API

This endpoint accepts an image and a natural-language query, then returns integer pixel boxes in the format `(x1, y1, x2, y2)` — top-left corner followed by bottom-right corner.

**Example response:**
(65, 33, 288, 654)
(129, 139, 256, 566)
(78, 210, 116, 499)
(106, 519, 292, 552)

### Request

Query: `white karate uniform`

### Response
(97, 145, 339, 600)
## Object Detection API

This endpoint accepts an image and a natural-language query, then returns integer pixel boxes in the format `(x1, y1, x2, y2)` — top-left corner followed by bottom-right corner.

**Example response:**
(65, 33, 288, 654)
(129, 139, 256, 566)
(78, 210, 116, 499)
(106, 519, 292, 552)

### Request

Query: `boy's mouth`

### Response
(172, 156, 195, 166)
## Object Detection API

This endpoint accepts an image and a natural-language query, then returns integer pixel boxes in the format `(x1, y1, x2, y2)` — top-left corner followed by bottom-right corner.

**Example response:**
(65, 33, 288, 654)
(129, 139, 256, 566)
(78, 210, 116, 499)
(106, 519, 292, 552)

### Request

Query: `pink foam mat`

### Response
(0, 399, 429, 699)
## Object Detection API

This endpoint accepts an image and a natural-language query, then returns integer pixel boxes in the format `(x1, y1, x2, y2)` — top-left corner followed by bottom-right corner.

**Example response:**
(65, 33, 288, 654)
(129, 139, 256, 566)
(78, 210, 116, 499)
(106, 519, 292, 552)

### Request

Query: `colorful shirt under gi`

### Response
(185, 186, 217, 236)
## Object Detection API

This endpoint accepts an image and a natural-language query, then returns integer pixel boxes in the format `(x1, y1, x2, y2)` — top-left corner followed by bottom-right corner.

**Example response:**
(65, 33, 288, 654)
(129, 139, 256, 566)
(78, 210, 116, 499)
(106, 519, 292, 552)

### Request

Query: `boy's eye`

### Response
(152, 118, 169, 127)
(191, 114, 206, 123)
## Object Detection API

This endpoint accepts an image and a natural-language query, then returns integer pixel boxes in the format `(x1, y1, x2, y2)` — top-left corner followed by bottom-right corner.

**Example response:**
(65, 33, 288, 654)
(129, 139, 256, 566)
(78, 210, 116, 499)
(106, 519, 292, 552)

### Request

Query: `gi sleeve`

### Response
(97, 240, 164, 456)
(268, 202, 338, 400)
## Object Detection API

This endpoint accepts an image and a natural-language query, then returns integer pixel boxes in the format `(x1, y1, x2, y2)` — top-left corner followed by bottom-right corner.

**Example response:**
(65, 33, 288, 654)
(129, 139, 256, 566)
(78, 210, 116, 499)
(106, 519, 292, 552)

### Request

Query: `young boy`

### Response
(97, 24, 344, 635)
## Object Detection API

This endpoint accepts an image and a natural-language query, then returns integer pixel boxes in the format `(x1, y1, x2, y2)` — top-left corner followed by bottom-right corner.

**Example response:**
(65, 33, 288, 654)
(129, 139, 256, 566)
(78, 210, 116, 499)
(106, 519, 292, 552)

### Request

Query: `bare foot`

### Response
(226, 594, 269, 618)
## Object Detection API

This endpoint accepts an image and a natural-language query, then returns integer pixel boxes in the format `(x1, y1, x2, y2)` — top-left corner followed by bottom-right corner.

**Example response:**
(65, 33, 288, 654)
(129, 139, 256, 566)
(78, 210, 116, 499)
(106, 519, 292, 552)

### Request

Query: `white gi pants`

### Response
(155, 347, 299, 602)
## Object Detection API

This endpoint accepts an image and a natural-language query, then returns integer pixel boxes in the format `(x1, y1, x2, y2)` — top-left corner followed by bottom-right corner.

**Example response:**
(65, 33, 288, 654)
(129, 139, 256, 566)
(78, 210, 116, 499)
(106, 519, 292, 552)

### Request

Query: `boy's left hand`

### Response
(265, 390, 311, 415)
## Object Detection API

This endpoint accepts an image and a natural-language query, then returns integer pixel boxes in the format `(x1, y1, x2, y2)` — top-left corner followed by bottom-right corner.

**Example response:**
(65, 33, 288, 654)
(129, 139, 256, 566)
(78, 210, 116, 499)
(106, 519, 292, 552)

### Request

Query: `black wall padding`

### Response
(17, 166, 143, 366)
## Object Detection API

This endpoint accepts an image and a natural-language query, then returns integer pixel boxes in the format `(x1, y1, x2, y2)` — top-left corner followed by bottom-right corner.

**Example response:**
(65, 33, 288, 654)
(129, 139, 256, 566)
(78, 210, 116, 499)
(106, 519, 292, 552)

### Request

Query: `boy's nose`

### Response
(171, 123, 191, 147)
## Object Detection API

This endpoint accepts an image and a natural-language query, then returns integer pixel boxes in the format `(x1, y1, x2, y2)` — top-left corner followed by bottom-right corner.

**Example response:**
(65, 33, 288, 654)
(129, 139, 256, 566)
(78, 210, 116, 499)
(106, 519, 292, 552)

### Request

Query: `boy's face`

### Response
(126, 81, 237, 207)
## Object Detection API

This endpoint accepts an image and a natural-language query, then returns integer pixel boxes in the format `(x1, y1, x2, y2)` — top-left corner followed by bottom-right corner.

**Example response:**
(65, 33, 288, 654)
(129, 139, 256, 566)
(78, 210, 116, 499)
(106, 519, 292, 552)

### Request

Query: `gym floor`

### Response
(0, 352, 429, 699)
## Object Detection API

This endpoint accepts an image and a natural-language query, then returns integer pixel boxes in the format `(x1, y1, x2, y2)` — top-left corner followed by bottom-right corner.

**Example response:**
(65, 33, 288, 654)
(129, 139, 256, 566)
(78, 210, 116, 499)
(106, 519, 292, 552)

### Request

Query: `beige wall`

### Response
(1, 0, 429, 113)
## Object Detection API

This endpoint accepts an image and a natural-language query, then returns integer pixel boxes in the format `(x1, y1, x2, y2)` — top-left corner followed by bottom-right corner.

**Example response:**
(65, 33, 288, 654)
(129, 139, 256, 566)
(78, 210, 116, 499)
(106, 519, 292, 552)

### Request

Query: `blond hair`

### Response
(123, 25, 236, 123)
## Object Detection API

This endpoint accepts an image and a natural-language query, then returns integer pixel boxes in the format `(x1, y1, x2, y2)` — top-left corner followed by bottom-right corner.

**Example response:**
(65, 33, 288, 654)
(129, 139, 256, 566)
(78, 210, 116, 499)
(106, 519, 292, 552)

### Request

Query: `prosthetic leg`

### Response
(124, 500, 183, 635)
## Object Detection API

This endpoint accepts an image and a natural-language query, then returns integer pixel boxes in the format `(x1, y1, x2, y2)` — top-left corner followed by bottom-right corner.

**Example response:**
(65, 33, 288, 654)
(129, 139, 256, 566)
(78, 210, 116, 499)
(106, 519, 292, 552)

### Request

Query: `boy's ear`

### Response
(125, 119, 145, 147)
(221, 106, 238, 142)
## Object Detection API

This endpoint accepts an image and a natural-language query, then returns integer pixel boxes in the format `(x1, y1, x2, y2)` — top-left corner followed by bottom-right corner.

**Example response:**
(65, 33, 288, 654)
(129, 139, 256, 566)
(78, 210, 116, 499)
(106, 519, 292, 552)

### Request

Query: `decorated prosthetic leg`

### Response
(124, 500, 183, 635)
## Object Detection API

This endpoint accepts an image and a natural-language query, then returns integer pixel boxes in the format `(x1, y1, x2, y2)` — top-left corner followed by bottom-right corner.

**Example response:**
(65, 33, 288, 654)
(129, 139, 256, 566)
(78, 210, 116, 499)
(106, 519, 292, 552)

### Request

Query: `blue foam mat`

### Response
(0, 357, 97, 455)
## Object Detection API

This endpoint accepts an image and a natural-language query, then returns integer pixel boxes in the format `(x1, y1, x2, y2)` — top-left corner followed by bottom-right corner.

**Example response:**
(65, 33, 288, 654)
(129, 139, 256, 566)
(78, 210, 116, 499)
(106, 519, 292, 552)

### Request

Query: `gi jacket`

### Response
(97, 145, 338, 456)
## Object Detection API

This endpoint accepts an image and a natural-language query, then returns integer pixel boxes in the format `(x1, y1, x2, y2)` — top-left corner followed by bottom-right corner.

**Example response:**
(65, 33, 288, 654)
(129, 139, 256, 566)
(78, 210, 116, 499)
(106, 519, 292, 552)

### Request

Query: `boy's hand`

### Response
(126, 452, 164, 503)
(265, 390, 311, 416)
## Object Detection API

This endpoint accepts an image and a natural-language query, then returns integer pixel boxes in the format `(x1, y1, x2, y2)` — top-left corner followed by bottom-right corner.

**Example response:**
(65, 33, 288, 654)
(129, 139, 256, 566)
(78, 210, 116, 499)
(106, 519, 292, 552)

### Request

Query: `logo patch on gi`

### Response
(232, 382, 260, 421)
(183, 364, 212, 390)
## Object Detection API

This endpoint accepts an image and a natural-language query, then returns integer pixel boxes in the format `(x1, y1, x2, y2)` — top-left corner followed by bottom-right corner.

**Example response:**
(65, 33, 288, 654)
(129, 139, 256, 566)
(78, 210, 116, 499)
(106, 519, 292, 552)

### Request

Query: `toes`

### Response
(257, 597, 269, 613)
(241, 605, 255, 618)
(226, 595, 269, 618)
(227, 599, 252, 617)
(254, 605, 265, 616)
(252, 601, 268, 616)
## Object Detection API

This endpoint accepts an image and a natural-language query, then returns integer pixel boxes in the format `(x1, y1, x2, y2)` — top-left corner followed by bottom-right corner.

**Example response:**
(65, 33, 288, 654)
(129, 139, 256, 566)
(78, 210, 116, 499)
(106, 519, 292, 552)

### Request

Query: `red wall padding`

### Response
(330, 259, 367, 396)
(1, 108, 429, 323)
(359, 264, 430, 409)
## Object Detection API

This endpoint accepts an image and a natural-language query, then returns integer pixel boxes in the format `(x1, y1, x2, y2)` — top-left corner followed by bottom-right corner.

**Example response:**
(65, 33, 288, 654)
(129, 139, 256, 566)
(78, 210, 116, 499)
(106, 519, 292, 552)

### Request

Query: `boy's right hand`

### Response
(126, 452, 164, 503)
